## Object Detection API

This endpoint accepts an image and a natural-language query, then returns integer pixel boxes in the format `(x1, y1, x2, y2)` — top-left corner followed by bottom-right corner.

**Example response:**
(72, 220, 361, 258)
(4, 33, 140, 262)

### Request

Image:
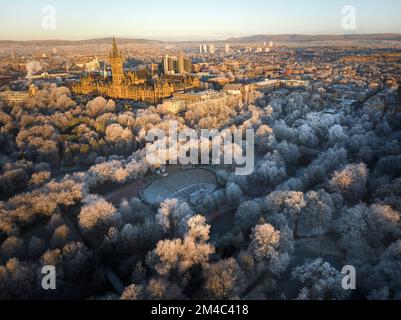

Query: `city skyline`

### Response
(1, 0, 401, 41)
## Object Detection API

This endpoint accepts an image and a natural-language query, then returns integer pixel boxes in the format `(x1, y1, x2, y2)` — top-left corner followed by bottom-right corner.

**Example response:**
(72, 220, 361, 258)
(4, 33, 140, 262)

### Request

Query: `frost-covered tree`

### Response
(120, 284, 144, 300)
(29, 171, 51, 187)
(276, 141, 300, 168)
(225, 182, 242, 206)
(249, 223, 290, 274)
(0, 258, 40, 299)
(264, 191, 306, 229)
(329, 125, 346, 144)
(234, 200, 263, 232)
(0, 236, 25, 260)
(249, 159, 287, 193)
(297, 190, 334, 237)
(86, 97, 115, 117)
(292, 258, 350, 300)
(298, 124, 318, 147)
(335, 204, 401, 266)
(302, 148, 348, 190)
(367, 240, 401, 298)
(255, 125, 275, 152)
(146, 278, 184, 300)
(27, 236, 46, 258)
(50, 225, 75, 249)
(148, 215, 215, 276)
(330, 163, 368, 203)
(78, 197, 121, 238)
(155, 199, 194, 237)
(105, 124, 133, 143)
(203, 258, 244, 300)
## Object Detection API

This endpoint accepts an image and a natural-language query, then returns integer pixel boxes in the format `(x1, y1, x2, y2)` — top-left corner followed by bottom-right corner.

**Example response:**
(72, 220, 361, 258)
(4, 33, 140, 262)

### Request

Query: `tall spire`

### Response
(111, 36, 120, 58)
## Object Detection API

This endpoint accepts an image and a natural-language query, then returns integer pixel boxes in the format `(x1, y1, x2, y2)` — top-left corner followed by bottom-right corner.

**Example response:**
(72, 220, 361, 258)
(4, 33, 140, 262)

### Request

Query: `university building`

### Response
(72, 38, 200, 104)
(0, 85, 38, 104)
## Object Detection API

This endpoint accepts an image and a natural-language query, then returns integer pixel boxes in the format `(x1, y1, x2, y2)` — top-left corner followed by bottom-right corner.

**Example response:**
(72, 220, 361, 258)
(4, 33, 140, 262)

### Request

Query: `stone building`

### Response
(72, 38, 200, 104)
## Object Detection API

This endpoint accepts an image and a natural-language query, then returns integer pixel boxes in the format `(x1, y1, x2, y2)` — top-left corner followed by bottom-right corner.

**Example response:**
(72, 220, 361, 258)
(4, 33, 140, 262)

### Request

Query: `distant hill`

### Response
(0, 37, 163, 46)
(2, 34, 401, 46)
(226, 33, 401, 43)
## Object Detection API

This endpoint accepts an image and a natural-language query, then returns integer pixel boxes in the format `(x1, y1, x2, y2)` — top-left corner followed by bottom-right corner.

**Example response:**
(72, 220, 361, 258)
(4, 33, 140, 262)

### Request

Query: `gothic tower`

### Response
(109, 37, 124, 96)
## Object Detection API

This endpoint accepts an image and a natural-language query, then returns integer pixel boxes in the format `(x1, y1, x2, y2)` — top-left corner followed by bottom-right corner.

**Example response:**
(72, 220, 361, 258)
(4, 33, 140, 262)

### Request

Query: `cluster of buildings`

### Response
(197, 42, 273, 55)
(72, 38, 200, 104)
(0, 84, 37, 104)
(254, 79, 310, 92)
(1, 38, 401, 114)
(199, 44, 216, 54)
(161, 90, 229, 114)
(162, 52, 193, 74)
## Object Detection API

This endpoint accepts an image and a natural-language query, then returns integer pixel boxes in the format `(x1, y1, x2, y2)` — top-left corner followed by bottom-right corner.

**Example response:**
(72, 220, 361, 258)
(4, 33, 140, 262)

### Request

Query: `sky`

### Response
(0, 0, 401, 41)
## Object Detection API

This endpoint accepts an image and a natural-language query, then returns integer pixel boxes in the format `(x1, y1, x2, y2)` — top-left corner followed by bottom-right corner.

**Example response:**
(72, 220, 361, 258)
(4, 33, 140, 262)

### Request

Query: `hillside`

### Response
(226, 33, 401, 43)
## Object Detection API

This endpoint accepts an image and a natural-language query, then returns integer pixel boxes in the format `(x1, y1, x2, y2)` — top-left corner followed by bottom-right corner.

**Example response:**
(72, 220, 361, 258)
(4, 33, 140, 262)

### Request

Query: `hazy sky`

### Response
(1, 0, 401, 41)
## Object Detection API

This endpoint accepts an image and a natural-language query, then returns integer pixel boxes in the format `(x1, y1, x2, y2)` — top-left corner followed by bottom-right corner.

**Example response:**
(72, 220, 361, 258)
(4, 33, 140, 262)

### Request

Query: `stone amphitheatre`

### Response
(140, 168, 218, 206)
